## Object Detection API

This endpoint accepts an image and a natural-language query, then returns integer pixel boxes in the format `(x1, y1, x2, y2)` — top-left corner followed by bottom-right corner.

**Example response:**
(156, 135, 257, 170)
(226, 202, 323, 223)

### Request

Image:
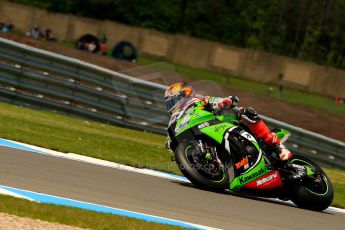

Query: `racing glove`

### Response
(228, 96, 239, 107)
(217, 96, 239, 110)
(204, 96, 238, 115)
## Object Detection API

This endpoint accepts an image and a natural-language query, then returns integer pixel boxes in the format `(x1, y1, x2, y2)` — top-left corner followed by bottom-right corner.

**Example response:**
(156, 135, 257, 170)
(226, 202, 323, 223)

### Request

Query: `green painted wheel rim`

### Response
(290, 158, 329, 196)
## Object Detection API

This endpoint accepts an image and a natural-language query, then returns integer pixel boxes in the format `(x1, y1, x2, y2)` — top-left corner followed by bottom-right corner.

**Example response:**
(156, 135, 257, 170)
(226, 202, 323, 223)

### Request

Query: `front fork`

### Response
(197, 140, 223, 168)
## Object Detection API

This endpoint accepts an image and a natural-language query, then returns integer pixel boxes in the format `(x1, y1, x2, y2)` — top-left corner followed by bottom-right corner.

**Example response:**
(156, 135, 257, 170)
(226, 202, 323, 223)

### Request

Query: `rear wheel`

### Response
(175, 141, 229, 190)
(289, 155, 333, 211)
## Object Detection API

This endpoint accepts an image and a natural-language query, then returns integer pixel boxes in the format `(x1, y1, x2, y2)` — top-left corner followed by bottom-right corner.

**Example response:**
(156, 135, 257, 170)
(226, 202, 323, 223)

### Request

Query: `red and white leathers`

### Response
(235, 107, 292, 161)
(203, 97, 292, 161)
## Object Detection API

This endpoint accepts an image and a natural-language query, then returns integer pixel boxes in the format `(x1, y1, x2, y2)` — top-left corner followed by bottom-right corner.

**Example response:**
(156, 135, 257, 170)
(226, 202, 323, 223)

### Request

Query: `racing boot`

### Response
(271, 142, 293, 161)
(252, 121, 292, 160)
(253, 122, 307, 181)
(270, 139, 309, 182)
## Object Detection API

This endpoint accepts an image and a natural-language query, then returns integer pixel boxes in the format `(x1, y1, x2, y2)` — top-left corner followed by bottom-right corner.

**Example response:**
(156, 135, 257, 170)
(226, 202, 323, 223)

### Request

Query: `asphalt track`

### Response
(0, 146, 344, 230)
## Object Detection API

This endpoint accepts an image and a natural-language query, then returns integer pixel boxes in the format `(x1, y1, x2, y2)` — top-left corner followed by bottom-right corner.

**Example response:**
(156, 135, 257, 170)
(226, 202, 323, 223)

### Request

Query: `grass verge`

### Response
(324, 168, 345, 208)
(0, 195, 184, 230)
(0, 102, 179, 175)
(137, 56, 345, 117)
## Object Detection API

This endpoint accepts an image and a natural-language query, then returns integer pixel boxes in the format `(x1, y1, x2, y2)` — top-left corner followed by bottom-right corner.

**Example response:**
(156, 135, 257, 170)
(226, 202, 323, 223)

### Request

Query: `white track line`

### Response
(0, 187, 36, 202)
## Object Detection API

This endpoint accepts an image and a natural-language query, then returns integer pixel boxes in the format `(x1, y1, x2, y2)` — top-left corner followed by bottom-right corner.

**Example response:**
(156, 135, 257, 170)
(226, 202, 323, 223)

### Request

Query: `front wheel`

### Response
(289, 155, 334, 211)
(175, 141, 229, 190)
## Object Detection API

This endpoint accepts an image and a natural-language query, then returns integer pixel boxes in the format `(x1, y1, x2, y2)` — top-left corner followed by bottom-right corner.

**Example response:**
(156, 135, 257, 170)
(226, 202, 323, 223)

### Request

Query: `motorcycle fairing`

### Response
(170, 104, 284, 192)
(217, 114, 241, 125)
(199, 123, 235, 144)
(273, 128, 291, 143)
(174, 108, 216, 136)
(242, 170, 283, 190)
(230, 156, 270, 191)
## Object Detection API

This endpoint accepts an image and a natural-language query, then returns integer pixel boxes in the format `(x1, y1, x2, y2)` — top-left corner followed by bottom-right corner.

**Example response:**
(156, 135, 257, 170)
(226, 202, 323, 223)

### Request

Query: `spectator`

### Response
(99, 34, 108, 55)
(0, 20, 14, 33)
(44, 29, 56, 41)
(99, 34, 108, 44)
(334, 96, 345, 105)
(26, 25, 43, 39)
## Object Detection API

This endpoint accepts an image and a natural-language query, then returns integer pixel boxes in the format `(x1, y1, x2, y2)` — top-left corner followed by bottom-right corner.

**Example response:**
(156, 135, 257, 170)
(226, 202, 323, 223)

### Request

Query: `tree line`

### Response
(12, 0, 345, 69)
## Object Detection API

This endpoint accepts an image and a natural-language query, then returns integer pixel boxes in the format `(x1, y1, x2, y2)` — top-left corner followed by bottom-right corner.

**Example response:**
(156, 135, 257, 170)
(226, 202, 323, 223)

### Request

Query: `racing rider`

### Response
(164, 82, 300, 175)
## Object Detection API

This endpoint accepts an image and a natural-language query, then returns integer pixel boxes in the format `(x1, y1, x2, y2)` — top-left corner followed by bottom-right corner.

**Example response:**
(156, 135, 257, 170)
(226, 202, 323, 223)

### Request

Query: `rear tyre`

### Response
(175, 141, 229, 190)
(289, 155, 333, 211)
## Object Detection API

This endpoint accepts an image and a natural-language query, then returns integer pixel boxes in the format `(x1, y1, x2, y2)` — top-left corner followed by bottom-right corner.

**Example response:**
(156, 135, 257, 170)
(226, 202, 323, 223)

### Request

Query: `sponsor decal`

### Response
(197, 122, 210, 129)
(175, 114, 191, 133)
(256, 172, 278, 186)
(240, 131, 256, 142)
(242, 170, 282, 190)
(235, 156, 249, 169)
(214, 124, 228, 132)
(239, 167, 267, 184)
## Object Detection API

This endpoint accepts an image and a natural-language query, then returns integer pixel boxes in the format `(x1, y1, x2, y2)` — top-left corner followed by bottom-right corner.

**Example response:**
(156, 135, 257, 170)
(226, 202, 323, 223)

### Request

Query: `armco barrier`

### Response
(0, 37, 345, 169)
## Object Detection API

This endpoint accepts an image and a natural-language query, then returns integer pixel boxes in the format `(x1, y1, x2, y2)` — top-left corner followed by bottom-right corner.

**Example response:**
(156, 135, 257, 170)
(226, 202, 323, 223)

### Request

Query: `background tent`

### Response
(112, 41, 137, 62)
(76, 34, 100, 53)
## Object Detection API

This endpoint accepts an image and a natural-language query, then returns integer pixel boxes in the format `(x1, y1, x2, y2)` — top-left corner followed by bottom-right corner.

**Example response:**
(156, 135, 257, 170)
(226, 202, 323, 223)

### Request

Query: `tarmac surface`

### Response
(0, 146, 344, 230)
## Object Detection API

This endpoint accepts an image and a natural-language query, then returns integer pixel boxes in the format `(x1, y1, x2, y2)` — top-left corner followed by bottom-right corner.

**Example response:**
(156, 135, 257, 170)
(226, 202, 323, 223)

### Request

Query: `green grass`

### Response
(0, 195, 184, 230)
(0, 102, 179, 175)
(324, 168, 345, 208)
(57, 40, 76, 49)
(137, 56, 345, 117)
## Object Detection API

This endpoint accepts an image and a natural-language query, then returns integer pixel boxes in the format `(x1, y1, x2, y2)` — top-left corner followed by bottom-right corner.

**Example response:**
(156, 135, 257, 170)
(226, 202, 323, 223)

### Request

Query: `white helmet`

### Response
(164, 82, 195, 114)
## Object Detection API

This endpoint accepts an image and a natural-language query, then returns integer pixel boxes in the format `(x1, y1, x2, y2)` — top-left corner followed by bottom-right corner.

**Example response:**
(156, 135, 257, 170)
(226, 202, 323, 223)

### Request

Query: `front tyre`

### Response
(289, 155, 334, 211)
(175, 141, 229, 190)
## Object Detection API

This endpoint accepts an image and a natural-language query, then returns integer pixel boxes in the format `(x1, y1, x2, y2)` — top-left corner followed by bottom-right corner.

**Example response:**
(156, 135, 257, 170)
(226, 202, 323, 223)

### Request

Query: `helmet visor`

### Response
(165, 93, 183, 113)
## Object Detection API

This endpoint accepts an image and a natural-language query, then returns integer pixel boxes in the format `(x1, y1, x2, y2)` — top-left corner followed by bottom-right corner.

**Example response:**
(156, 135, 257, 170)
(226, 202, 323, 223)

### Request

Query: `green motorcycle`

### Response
(168, 105, 334, 211)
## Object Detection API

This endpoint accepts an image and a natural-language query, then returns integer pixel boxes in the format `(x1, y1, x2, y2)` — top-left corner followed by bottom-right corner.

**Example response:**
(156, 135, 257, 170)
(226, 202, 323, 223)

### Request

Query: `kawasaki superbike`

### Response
(167, 104, 334, 211)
